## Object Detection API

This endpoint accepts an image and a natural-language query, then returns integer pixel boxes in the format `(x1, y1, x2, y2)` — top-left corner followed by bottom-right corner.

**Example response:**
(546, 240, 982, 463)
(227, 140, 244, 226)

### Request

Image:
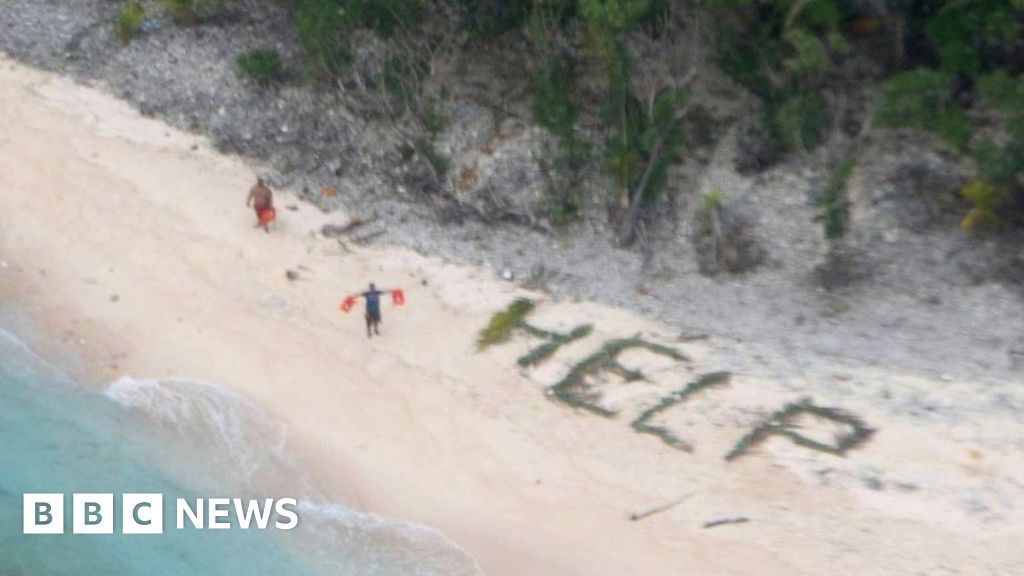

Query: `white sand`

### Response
(1, 56, 1022, 575)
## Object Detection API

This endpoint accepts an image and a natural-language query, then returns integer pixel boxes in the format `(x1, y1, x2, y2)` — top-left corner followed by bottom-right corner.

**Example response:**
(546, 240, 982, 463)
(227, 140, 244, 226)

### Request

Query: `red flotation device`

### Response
(339, 290, 403, 314)
(340, 295, 356, 313)
(258, 206, 277, 226)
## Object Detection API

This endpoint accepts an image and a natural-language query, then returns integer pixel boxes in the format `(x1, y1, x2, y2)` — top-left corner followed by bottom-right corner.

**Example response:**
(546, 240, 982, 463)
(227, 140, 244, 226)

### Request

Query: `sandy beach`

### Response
(2, 56, 1023, 575)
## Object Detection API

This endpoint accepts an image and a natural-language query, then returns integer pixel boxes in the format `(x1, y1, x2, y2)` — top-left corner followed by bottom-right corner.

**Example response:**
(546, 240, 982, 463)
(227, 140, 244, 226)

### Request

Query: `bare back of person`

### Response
(247, 181, 273, 211)
(246, 178, 275, 232)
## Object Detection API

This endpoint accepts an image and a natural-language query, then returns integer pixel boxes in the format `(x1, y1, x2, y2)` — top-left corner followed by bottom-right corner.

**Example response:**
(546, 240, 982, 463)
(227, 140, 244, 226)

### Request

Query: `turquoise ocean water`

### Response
(0, 326, 481, 576)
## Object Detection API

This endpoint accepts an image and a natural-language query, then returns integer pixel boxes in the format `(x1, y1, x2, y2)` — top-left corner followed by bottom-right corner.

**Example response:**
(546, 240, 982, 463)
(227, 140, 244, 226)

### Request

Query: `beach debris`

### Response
(286, 204, 299, 211)
(320, 185, 337, 198)
(702, 516, 749, 529)
(501, 267, 514, 281)
(285, 270, 300, 281)
(630, 494, 692, 522)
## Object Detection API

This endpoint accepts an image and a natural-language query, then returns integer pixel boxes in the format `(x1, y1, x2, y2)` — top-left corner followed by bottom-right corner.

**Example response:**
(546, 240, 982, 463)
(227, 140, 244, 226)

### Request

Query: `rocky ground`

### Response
(1, 0, 1021, 383)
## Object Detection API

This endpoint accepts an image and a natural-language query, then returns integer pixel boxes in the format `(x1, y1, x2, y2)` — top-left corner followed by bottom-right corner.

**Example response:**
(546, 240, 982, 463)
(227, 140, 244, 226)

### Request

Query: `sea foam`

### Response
(101, 375, 484, 576)
(104, 376, 288, 482)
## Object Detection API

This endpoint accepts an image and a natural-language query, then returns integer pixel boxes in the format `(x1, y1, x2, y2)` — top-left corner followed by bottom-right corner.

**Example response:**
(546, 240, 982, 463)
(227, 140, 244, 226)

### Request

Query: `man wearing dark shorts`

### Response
(361, 283, 390, 338)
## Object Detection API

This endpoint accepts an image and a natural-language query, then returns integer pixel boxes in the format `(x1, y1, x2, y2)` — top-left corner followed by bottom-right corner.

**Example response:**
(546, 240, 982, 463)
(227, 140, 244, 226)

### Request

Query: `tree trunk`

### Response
(617, 135, 665, 246)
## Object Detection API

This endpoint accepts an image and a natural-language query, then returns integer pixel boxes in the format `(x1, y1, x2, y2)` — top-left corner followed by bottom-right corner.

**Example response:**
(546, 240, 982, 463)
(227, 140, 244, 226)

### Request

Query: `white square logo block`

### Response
(122, 493, 163, 534)
(72, 493, 114, 534)
(23, 493, 64, 534)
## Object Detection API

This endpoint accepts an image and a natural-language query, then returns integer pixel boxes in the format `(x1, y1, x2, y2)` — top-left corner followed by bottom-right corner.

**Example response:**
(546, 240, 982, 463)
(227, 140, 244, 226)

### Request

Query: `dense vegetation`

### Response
(114, 0, 1024, 239)
(236, 49, 284, 87)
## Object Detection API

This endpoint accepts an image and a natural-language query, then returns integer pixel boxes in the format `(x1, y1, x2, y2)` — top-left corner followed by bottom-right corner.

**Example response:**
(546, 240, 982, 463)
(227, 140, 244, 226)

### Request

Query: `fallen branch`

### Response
(702, 516, 749, 529)
(629, 493, 692, 522)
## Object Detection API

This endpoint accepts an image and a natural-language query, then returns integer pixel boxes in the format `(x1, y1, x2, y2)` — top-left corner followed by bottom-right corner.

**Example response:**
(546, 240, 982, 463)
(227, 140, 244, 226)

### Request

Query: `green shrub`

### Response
(417, 139, 450, 179)
(876, 69, 975, 151)
(978, 71, 1024, 115)
(782, 28, 828, 78)
(294, 0, 426, 78)
(421, 100, 447, 139)
(460, 0, 539, 37)
(345, 0, 423, 37)
(380, 53, 429, 110)
(963, 104, 1024, 230)
(162, 0, 226, 24)
(636, 88, 688, 198)
(531, 57, 578, 142)
(712, 0, 846, 163)
(816, 158, 854, 241)
(974, 138, 1022, 190)
(960, 180, 1011, 231)
(294, 0, 353, 77)
(927, 0, 1023, 74)
(765, 91, 827, 153)
(715, 23, 778, 99)
(236, 49, 283, 87)
(531, 54, 590, 202)
(115, 1, 146, 45)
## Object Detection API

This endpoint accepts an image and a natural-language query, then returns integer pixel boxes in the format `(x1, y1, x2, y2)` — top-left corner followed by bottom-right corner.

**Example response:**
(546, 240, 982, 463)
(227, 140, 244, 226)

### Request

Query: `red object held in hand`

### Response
(258, 206, 277, 226)
(392, 289, 405, 306)
(340, 295, 356, 313)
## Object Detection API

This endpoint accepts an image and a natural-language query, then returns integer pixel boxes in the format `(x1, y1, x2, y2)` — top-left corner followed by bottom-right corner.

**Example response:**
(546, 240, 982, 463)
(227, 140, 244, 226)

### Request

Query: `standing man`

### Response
(361, 283, 388, 339)
(341, 283, 403, 338)
(246, 177, 275, 232)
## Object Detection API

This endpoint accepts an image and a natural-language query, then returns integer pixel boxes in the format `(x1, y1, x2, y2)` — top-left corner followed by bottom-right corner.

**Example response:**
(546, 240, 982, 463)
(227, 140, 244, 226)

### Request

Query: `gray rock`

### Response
(451, 127, 554, 223)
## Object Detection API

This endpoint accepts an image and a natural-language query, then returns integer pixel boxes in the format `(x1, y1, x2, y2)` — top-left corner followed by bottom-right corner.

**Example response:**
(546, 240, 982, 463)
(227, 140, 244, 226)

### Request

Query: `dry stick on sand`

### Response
(629, 493, 693, 522)
(703, 516, 750, 529)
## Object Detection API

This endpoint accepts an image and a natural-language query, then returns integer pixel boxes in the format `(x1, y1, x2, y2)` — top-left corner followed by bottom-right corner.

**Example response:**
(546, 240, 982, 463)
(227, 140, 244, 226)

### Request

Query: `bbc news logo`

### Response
(23, 494, 298, 534)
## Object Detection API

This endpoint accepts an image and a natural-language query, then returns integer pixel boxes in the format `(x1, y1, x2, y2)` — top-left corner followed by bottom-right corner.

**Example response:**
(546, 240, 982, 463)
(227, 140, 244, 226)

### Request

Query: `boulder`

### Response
(452, 126, 556, 223)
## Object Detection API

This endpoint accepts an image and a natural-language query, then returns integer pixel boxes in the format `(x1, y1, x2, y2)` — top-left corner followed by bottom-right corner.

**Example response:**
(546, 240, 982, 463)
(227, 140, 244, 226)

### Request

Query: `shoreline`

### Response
(2, 56, 1023, 575)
